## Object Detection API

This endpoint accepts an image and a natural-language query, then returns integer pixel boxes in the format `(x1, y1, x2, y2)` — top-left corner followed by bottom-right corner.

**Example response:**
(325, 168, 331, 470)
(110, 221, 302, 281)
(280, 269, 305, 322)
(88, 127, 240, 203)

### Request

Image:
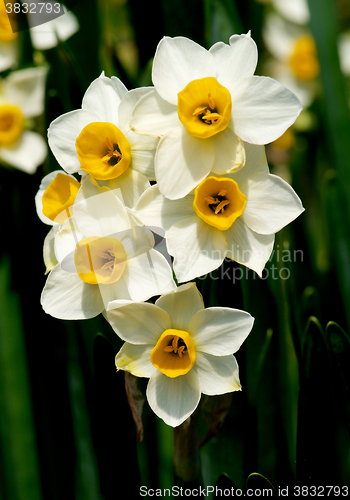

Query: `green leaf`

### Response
(246, 473, 278, 496)
(325, 321, 350, 435)
(0, 257, 42, 500)
(296, 317, 341, 484)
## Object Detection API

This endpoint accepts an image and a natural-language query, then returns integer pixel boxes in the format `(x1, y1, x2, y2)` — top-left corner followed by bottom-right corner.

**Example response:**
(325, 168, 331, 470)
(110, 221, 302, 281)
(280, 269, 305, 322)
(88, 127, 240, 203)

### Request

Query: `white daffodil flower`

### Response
(272, 0, 309, 25)
(48, 72, 158, 182)
(262, 12, 319, 108)
(130, 34, 302, 200)
(108, 282, 254, 427)
(133, 143, 304, 282)
(0, 66, 48, 173)
(41, 189, 176, 320)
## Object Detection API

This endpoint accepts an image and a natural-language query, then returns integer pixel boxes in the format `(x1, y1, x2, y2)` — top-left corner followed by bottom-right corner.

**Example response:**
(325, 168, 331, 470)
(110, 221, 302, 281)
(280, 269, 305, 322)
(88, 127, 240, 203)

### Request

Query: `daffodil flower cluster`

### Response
(37, 33, 304, 426)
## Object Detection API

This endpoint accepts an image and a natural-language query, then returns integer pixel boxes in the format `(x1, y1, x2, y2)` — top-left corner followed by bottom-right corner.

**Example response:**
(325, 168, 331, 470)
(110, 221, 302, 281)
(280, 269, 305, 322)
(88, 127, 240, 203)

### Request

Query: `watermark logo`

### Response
(5, 0, 78, 33)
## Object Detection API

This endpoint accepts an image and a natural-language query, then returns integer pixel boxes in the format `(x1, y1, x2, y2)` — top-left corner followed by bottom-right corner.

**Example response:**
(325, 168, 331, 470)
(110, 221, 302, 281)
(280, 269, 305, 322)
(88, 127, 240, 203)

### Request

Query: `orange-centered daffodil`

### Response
(177, 77, 232, 139)
(42, 172, 80, 223)
(150, 328, 196, 378)
(74, 236, 127, 285)
(289, 35, 319, 81)
(193, 176, 247, 231)
(0, 105, 24, 145)
(75, 122, 131, 180)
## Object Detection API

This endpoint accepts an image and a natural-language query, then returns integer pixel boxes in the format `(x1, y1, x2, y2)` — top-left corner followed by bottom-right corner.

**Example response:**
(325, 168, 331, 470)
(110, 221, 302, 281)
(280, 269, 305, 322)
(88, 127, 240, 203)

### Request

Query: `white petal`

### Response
(339, 33, 350, 76)
(129, 149, 156, 180)
(99, 168, 150, 208)
(190, 307, 254, 355)
(210, 34, 257, 93)
(167, 216, 227, 282)
(43, 226, 58, 274)
(227, 143, 269, 185)
(118, 86, 155, 131)
(124, 249, 176, 301)
(262, 12, 299, 62)
(194, 352, 241, 395)
(131, 89, 180, 137)
(48, 109, 97, 173)
(41, 264, 104, 319)
(3, 66, 48, 118)
(135, 184, 195, 231)
(28, 7, 79, 50)
(224, 218, 274, 276)
(274, 0, 310, 24)
(240, 173, 304, 234)
(106, 301, 171, 344)
(146, 369, 201, 427)
(115, 343, 155, 378)
(155, 127, 214, 200)
(82, 73, 127, 123)
(155, 282, 204, 331)
(152, 36, 217, 105)
(0, 130, 47, 173)
(0, 39, 17, 72)
(73, 190, 131, 237)
(232, 75, 302, 144)
(54, 215, 83, 263)
(210, 127, 241, 174)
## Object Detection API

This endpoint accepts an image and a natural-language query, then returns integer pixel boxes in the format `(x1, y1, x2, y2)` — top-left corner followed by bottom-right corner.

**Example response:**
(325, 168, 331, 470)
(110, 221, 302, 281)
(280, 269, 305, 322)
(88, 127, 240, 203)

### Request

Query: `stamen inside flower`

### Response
(75, 122, 131, 180)
(0, 105, 24, 145)
(177, 77, 232, 139)
(42, 173, 80, 223)
(289, 36, 319, 81)
(150, 329, 196, 378)
(193, 176, 247, 231)
(74, 236, 127, 284)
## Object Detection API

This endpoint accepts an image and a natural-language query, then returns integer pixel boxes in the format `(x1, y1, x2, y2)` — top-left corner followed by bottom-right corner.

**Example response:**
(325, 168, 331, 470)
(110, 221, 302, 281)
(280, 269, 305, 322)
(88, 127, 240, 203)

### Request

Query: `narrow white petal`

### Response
(48, 109, 97, 173)
(146, 369, 201, 427)
(194, 352, 241, 395)
(155, 282, 204, 331)
(189, 307, 254, 355)
(224, 218, 274, 276)
(118, 87, 155, 131)
(210, 127, 241, 174)
(232, 76, 302, 144)
(274, 0, 310, 24)
(43, 226, 58, 274)
(115, 343, 155, 378)
(240, 173, 304, 234)
(210, 34, 257, 93)
(129, 149, 156, 181)
(131, 89, 180, 137)
(167, 216, 227, 282)
(124, 249, 176, 301)
(29, 8, 79, 50)
(0, 130, 47, 173)
(135, 184, 195, 231)
(0, 39, 17, 72)
(227, 143, 269, 186)
(3, 66, 48, 118)
(82, 74, 127, 123)
(152, 36, 217, 105)
(54, 216, 83, 263)
(155, 127, 214, 200)
(106, 301, 171, 344)
(41, 265, 104, 319)
(98, 169, 150, 208)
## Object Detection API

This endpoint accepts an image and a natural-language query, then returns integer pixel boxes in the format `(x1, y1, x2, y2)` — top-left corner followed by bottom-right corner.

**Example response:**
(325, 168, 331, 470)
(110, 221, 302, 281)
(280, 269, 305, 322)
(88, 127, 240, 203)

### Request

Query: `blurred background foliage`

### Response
(1, 0, 350, 498)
